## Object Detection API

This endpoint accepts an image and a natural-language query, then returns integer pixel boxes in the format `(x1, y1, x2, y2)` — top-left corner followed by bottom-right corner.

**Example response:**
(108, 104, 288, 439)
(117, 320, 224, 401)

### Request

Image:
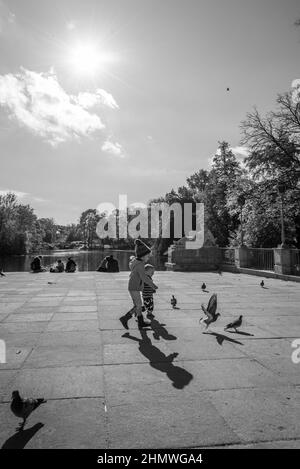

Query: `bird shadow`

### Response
(1, 423, 44, 449)
(227, 330, 254, 337)
(202, 290, 210, 293)
(172, 306, 180, 310)
(150, 318, 177, 341)
(203, 331, 244, 346)
(122, 330, 193, 389)
(261, 286, 269, 289)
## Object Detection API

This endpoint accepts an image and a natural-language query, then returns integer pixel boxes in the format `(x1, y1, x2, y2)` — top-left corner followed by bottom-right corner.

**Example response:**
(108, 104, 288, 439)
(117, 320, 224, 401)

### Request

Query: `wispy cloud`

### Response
(0, 67, 119, 146)
(291, 79, 300, 105)
(230, 146, 250, 159)
(0, 1, 15, 34)
(0, 188, 27, 198)
(0, 188, 48, 203)
(66, 21, 76, 31)
(101, 140, 125, 157)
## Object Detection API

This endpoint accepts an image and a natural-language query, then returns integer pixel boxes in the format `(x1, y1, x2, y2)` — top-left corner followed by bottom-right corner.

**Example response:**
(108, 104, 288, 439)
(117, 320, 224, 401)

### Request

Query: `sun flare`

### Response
(69, 43, 115, 75)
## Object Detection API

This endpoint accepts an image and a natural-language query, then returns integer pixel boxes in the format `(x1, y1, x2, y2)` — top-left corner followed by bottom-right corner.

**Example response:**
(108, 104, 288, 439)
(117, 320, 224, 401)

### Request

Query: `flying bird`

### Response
(201, 282, 206, 291)
(224, 315, 243, 332)
(171, 295, 177, 308)
(10, 390, 46, 430)
(199, 293, 220, 329)
(260, 280, 264, 288)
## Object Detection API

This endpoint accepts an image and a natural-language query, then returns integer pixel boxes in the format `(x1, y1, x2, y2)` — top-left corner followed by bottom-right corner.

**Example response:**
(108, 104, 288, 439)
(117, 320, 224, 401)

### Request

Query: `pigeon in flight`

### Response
(171, 295, 177, 308)
(224, 315, 243, 332)
(199, 293, 220, 329)
(260, 280, 264, 288)
(201, 282, 206, 291)
(10, 390, 46, 430)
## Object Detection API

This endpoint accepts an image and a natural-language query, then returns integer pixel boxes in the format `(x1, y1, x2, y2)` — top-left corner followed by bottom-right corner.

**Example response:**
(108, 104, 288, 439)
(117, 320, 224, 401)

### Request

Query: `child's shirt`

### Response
(142, 275, 156, 299)
(128, 257, 156, 292)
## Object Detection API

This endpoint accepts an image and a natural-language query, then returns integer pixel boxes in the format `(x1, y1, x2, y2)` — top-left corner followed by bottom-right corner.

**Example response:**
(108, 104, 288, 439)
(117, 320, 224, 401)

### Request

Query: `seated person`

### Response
(96, 257, 108, 272)
(30, 255, 46, 272)
(50, 259, 65, 273)
(65, 257, 77, 273)
(106, 255, 119, 273)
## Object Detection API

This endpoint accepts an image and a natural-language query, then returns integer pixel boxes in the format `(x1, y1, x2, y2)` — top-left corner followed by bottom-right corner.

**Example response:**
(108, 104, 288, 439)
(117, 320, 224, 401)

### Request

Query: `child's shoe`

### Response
(119, 312, 132, 330)
(137, 315, 151, 328)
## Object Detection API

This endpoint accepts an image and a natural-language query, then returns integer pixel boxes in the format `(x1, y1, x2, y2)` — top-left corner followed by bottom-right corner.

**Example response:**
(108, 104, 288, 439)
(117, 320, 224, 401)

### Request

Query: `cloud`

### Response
(76, 89, 119, 110)
(66, 21, 76, 31)
(0, 1, 15, 33)
(230, 146, 250, 159)
(101, 140, 125, 157)
(291, 79, 300, 105)
(0, 68, 119, 145)
(0, 189, 48, 203)
(0, 188, 27, 198)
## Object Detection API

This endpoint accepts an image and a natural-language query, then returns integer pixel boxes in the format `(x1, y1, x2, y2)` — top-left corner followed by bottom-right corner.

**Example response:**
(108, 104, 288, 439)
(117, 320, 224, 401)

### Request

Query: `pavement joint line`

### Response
(1, 396, 105, 404)
(186, 436, 300, 449)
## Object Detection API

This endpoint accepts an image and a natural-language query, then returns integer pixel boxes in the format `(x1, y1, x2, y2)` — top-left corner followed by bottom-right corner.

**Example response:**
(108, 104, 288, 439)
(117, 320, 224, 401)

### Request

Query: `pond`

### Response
(0, 249, 167, 272)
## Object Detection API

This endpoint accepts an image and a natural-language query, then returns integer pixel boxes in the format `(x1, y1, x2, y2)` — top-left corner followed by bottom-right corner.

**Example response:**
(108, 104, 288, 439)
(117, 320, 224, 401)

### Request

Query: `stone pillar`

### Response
(274, 248, 292, 275)
(235, 246, 249, 268)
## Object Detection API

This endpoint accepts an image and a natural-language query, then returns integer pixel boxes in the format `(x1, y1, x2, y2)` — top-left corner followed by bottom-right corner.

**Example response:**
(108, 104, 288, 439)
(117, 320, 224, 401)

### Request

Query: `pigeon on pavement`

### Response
(199, 293, 220, 329)
(171, 295, 177, 308)
(224, 315, 243, 332)
(201, 282, 206, 291)
(260, 280, 264, 287)
(10, 390, 46, 430)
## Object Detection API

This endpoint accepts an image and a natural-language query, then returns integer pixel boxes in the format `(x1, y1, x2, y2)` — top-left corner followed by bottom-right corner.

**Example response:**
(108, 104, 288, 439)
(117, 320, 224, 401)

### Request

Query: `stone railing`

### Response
(165, 241, 300, 277)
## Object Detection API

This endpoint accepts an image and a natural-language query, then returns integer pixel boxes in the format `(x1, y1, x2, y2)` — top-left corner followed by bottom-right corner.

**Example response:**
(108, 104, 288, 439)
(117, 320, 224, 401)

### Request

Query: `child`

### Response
(142, 264, 156, 318)
(120, 239, 158, 329)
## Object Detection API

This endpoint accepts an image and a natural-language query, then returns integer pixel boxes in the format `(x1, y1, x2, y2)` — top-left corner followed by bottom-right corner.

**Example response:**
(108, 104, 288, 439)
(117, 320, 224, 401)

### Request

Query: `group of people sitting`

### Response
(97, 254, 119, 273)
(30, 256, 77, 273)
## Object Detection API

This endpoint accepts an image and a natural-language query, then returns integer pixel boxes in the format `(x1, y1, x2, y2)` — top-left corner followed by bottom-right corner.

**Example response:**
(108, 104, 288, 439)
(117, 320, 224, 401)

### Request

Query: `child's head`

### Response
(145, 264, 155, 277)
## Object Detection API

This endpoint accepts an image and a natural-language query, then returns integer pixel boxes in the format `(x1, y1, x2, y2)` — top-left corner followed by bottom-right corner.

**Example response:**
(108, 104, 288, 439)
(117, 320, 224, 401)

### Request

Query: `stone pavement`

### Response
(0, 271, 299, 449)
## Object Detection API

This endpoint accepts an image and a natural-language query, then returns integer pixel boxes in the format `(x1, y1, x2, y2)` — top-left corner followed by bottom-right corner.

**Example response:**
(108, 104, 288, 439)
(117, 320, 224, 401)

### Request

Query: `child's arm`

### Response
(138, 264, 157, 289)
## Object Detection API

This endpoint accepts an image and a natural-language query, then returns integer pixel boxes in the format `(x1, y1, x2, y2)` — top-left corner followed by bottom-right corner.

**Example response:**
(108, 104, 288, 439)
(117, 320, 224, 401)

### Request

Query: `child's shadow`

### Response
(151, 318, 177, 341)
(122, 331, 193, 389)
(1, 423, 44, 449)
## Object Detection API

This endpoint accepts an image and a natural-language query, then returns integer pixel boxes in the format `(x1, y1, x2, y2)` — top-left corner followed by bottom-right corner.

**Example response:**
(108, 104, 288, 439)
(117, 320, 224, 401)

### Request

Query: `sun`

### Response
(69, 42, 115, 76)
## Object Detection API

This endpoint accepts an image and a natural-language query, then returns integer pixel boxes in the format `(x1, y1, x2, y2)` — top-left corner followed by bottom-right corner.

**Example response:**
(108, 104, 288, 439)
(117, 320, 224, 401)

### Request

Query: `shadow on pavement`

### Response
(150, 318, 177, 341)
(1, 422, 44, 449)
(203, 331, 244, 346)
(122, 330, 193, 389)
(227, 330, 254, 336)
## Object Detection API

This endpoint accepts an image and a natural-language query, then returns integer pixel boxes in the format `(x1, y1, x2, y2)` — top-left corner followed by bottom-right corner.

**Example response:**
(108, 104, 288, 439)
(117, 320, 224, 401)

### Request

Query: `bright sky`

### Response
(0, 0, 299, 224)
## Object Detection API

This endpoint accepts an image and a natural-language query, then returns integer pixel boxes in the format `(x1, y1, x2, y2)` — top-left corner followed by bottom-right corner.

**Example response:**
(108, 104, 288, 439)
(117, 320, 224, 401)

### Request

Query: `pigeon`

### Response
(10, 390, 46, 430)
(199, 293, 220, 329)
(260, 280, 264, 288)
(0, 268, 6, 277)
(171, 295, 177, 308)
(224, 315, 243, 332)
(201, 282, 206, 291)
